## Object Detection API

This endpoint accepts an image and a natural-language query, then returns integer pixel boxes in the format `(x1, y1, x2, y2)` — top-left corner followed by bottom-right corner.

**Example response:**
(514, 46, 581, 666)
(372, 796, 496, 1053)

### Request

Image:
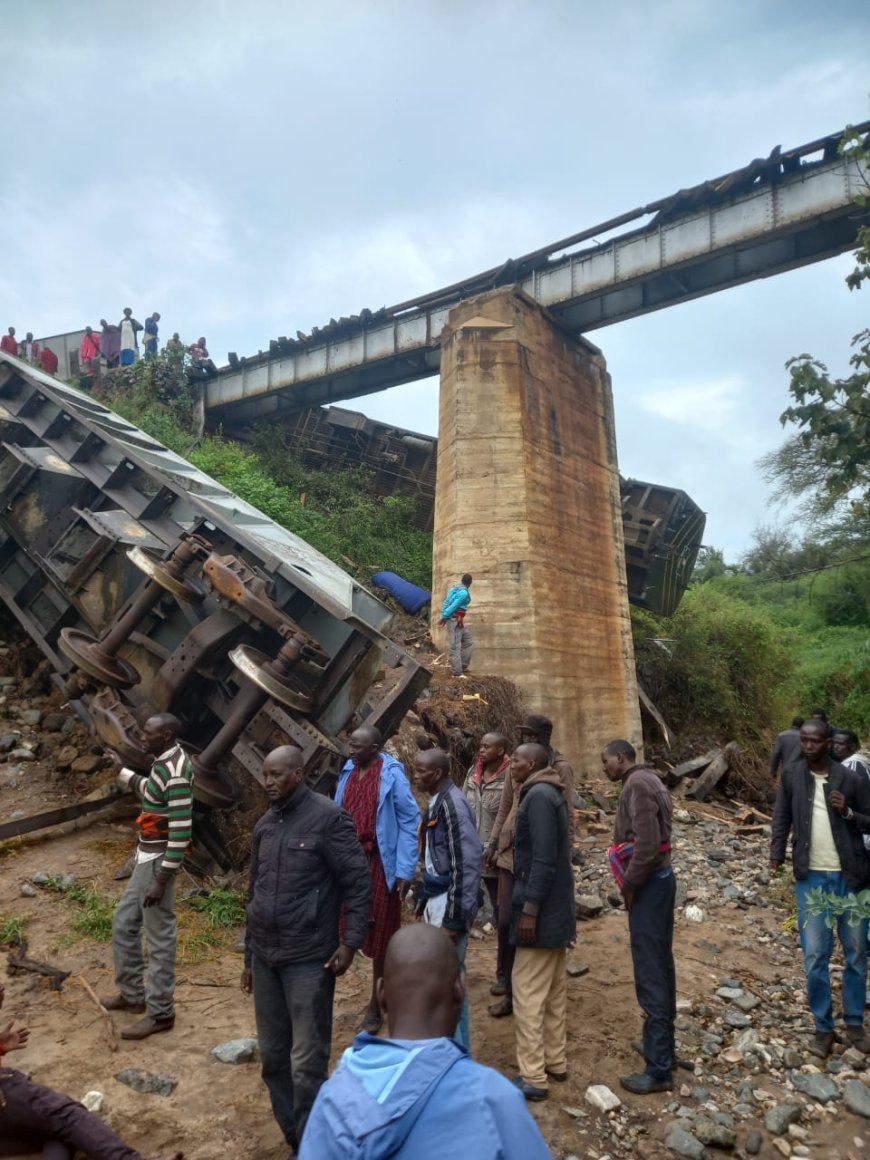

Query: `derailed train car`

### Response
(0, 351, 430, 843)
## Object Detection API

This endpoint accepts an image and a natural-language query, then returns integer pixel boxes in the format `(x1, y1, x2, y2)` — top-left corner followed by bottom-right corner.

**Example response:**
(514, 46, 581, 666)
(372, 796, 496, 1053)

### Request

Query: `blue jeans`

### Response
(455, 934, 470, 1050)
(628, 867, 677, 1081)
(251, 957, 336, 1149)
(795, 870, 869, 1031)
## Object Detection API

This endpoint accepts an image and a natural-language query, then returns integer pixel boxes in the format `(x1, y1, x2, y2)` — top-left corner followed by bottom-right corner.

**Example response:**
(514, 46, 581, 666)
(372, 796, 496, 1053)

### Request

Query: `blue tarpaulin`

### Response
(371, 571, 431, 615)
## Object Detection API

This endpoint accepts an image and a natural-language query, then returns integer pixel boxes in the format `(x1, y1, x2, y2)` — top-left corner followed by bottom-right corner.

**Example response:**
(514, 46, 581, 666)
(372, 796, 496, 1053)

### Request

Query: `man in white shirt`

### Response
(770, 719, 870, 1058)
(833, 730, 870, 850)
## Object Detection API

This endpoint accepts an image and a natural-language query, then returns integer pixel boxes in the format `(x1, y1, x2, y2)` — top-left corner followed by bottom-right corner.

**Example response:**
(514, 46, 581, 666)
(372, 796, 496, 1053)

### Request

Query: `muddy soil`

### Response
(1, 768, 866, 1160)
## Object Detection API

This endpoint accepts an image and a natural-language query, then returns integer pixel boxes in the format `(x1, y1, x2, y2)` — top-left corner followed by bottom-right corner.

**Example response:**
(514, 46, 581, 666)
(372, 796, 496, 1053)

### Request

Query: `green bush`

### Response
(88, 382, 434, 589)
(633, 587, 799, 744)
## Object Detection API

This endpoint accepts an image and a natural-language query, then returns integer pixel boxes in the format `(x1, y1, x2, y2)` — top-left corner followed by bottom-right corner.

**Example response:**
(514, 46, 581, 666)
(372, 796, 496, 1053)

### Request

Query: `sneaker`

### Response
(512, 1077, 548, 1101)
(619, 1072, 673, 1095)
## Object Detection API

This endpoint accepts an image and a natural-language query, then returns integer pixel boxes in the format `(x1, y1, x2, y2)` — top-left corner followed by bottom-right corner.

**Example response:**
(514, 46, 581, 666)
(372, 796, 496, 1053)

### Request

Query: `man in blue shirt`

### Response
(300, 924, 552, 1159)
(440, 572, 473, 678)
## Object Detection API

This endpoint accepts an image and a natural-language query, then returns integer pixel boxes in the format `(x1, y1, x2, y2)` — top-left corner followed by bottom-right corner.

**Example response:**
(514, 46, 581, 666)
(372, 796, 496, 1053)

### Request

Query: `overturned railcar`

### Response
(0, 352, 429, 819)
(620, 478, 706, 618)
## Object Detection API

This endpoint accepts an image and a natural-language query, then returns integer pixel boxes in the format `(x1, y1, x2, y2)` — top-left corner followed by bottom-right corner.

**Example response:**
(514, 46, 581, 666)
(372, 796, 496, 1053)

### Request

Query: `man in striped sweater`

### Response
(102, 714, 194, 1041)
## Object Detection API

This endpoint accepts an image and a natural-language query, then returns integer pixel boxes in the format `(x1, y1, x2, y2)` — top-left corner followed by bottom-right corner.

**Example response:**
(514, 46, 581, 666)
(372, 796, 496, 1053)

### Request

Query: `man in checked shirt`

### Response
(102, 714, 194, 1041)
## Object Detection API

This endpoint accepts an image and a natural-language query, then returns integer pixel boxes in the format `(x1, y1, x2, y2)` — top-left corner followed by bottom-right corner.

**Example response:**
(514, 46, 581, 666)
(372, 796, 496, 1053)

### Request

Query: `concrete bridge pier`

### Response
(432, 287, 642, 777)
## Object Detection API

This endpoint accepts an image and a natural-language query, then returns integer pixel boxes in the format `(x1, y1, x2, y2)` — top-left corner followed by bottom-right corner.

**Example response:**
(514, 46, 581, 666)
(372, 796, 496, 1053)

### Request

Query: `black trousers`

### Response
(628, 867, 676, 1081)
(0, 1068, 141, 1159)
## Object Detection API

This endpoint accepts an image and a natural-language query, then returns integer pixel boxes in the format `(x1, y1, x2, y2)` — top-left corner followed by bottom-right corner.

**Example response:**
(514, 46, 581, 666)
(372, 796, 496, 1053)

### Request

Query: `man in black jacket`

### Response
(241, 745, 370, 1155)
(770, 719, 870, 1058)
(770, 716, 804, 777)
(509, 743, 575, 1102)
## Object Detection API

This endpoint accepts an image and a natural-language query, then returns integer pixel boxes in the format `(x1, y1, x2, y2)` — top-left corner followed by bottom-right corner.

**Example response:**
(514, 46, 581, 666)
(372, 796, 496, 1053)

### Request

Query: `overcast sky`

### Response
(3, 0, 868, 560)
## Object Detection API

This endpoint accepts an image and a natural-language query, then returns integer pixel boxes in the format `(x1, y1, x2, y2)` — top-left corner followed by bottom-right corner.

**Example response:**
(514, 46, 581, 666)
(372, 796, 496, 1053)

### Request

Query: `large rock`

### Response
(663, 1122, 709, 1159)
(575, 894, 604, 920)
(693, 1117, 736, 1149)
(71, 754, 104, 774)
(764, 1104, 801, 1135)
(211, 1038, 260, 1064)
(744, 1130, 762, 1155)
(115, 1068, 177, 1097)
(843, 1077, 870, 1118)
(54, 745, 80, 770)
(42, 713, 69, 732)
(584, 1083, 621, 1111)
(788, 1069, 840, 1103)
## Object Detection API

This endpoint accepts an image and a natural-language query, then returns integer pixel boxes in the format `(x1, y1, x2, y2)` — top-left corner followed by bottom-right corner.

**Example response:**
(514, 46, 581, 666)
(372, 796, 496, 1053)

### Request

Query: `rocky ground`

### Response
(1, 654, 869, 1158)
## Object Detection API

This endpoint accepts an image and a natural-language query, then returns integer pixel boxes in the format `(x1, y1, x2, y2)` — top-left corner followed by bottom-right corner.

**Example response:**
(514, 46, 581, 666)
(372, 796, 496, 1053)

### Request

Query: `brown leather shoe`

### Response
(101, 994, 146, 1013)
(121, 1015, 175, 1040)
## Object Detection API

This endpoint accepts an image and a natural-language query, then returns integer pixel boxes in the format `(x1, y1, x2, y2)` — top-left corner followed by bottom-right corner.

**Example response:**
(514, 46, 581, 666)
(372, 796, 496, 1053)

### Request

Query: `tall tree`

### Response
(761, 128, 870, 530)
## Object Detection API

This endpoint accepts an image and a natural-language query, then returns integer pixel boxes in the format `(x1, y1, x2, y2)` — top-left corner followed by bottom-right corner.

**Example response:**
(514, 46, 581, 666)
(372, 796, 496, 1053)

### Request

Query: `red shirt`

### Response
(80, 333, 101, 361)
(0, 334, 18, 355)
(39, 347, 59, 374)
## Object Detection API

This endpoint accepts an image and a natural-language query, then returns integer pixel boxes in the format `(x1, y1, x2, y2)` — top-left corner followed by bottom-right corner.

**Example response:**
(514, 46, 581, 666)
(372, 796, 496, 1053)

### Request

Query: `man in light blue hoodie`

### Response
(299, 924, 552, 1160)
(440, 572, 473, 678)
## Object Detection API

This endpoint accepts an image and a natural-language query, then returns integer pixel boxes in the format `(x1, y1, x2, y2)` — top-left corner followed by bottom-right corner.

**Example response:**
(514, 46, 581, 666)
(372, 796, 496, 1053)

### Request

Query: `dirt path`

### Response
(0, 814, 865, 1160)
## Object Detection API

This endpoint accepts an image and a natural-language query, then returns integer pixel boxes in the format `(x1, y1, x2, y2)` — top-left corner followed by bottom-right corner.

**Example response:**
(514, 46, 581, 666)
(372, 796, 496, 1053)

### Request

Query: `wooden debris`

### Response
(637, 681, 673, 747)
(6, 938, 70, 991)
(731, 801, 772, 824)
(665, 749, 718, 788)
(685, 743, 739, 803)
(75, 976, 118, 1052)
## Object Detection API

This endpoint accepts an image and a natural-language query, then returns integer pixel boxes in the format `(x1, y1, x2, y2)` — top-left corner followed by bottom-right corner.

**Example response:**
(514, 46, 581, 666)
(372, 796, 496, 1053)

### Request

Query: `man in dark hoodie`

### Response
(602, 738, 675, 1095)
(241, 745, 370, 1156)
(509, 742, 575, 1102)
(299, 924, 552, 1159)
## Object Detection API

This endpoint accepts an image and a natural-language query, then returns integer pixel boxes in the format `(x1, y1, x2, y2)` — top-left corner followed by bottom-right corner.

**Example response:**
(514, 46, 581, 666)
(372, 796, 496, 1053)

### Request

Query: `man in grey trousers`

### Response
(102, 714, 194, 1041)
(440, 572, 473, 678)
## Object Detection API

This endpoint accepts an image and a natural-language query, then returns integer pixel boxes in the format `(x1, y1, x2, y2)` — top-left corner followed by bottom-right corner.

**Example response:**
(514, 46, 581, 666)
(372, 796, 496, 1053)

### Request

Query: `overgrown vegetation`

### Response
(0, 915, 27, 946)
(91, 366, 433, 588)
(634, 128, 870, 748)
(37, 875, 245, 961)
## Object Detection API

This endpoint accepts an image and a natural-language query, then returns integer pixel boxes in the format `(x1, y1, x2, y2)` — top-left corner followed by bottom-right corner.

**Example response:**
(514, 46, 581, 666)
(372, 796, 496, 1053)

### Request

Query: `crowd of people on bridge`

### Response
(1, 312, 218, 384)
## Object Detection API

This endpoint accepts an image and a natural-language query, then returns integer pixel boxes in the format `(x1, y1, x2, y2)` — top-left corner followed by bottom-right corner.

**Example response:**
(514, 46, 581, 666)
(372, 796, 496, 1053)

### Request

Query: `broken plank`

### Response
(637, 680, 673, 748)
(685, 743, 738, 802)
(673, 750, 719, 778)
